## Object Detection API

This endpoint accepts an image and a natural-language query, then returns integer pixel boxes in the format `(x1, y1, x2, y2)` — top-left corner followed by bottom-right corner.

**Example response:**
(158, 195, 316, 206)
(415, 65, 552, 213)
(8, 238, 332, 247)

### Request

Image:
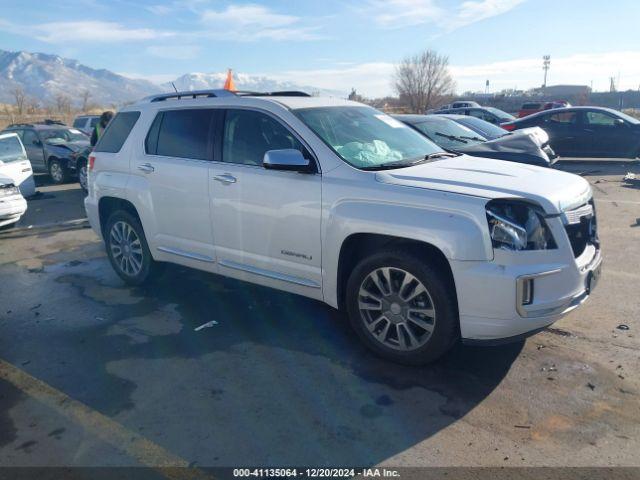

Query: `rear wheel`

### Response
(346, 250, 459, 365)
(104, 210, 160, 285)
(48, 159, 68, 184)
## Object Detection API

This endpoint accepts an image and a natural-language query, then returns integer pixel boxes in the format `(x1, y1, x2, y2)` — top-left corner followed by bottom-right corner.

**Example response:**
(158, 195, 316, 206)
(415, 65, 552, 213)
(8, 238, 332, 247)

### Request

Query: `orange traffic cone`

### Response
(223, 69, 236, 91)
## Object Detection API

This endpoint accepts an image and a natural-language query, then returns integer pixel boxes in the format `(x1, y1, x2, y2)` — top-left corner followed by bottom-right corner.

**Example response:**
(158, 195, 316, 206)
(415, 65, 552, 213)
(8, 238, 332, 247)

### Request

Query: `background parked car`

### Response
(0, 132, 36, 197)
(501, 106, 640, 158)
(395, 114, 556, 167)
(440, 114, 513, 140)
(1, 122, 90, 184)
(434, 106, 515, 125)
(72, 115, 100, 136)
(518, 100, 571, 118)
(0, 174, 27, 228)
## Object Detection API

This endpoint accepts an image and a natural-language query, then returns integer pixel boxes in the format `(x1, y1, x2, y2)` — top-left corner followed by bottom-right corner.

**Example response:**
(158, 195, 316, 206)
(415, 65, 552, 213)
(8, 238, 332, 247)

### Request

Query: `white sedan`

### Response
(0, 132, 36, 197)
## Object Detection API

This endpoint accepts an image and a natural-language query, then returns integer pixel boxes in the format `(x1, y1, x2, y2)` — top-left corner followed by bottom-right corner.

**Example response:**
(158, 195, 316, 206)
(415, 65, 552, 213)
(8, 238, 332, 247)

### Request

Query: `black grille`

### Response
(564, 200, 598, 257)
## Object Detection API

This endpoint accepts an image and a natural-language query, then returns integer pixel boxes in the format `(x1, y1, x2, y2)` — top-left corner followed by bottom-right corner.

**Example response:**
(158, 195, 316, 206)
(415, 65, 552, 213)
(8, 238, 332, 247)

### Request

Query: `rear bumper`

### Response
(84, 195, 102, 239)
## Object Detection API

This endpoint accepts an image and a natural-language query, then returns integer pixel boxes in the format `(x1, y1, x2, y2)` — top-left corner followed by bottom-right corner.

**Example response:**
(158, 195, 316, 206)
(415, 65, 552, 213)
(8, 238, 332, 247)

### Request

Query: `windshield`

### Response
(294, 106, 445, 169)
(452, 116, 508, 139)
(485, 107, 515, 120)
(614, 110, 640, 125)
(410, 119, 486, 149)
(40, 128, 88, 143)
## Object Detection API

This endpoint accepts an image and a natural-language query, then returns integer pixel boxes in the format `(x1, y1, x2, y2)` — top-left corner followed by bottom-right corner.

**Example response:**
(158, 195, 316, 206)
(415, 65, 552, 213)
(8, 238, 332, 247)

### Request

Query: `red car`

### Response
(518, 100, 571, 118)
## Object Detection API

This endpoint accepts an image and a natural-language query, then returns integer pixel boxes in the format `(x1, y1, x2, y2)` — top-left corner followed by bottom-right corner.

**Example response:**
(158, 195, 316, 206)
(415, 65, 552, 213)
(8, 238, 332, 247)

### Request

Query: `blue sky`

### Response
(0, 0, 638, 96)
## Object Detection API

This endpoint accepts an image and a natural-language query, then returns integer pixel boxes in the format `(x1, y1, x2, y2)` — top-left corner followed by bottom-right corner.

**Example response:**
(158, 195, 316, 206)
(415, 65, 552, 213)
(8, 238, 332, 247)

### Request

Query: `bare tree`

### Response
(25, 98, 40, 115)
(394, 49, 455, 113)
(80, 90, 91, 112)
(55, 94, 72, 115)
(11, 86, 26, 116)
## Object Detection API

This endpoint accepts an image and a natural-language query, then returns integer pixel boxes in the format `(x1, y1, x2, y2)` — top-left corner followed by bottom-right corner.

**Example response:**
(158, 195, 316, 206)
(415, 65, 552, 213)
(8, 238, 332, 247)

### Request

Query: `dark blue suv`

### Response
(1, 121, 91, 187)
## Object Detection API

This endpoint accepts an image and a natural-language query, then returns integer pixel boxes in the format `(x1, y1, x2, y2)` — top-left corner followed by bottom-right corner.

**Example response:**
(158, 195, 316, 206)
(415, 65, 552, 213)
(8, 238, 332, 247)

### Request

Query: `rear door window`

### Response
(150, 109, 215, 160)
(546, 112, 578, 125)
(95, 111, 141, 153)
(72, 118, 85, 128)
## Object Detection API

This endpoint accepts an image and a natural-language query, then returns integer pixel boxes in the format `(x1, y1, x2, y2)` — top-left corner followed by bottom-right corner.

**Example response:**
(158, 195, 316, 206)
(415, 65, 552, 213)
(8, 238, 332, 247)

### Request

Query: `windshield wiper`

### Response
(435, 132, 468, 144)
(459, 135, 485, 142)
(361, 152, 457, 171)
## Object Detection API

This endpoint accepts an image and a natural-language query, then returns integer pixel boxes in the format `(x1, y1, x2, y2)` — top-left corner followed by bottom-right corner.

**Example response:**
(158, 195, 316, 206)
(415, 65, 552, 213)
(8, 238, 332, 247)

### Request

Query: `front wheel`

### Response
(104, 210, 160, 285)
(346, 250, 459, 365)
(48, 159, 68, 184)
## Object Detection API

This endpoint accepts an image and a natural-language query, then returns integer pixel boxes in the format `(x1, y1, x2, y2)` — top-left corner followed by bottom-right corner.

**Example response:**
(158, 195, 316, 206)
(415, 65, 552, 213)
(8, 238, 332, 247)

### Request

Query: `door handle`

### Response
(138, 163, 155, 173)
(213, 174, 237, 184)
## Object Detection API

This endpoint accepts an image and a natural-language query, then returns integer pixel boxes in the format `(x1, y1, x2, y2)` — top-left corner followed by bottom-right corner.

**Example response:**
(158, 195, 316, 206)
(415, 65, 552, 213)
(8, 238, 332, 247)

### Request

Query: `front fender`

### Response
(322, 199, 493, 308)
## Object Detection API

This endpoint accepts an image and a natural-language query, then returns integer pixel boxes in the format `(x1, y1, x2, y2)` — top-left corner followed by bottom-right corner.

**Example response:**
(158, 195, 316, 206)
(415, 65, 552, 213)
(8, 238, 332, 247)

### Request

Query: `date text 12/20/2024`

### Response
(233, 468, 401, 478)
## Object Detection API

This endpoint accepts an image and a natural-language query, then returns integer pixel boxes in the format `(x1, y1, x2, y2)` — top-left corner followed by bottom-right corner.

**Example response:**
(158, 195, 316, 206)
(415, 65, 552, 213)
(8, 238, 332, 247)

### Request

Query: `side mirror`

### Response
(263, 149, 312, 173)
(614, 118, 625, 127)
(33, 139, 42, 146)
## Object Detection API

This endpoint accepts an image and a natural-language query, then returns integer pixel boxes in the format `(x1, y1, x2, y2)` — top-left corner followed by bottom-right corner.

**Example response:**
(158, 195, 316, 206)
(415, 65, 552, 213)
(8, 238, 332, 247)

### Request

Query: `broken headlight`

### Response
(486, 200, 556, 251)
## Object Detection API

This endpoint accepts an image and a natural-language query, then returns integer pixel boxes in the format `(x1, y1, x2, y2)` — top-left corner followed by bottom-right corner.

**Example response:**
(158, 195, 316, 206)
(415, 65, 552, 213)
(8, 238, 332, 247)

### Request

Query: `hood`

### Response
(375, 155, 591, 214)
(45, 140, 90, 152)
(456, 127, 547, 156)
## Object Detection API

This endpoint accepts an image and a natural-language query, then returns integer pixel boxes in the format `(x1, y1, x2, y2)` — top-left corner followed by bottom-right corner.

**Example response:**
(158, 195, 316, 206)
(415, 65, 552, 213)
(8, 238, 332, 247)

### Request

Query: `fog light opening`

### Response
(522, 278, 534, 306)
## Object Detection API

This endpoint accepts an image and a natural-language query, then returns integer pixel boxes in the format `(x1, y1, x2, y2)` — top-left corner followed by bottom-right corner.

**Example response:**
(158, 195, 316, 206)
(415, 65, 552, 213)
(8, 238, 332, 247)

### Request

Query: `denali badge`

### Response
(281, 250, 312, 261)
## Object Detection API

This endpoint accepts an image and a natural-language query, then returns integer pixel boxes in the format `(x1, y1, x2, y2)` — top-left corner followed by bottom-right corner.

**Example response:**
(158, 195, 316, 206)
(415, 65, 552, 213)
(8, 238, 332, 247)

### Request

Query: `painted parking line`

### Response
(0, 359, 213, 480)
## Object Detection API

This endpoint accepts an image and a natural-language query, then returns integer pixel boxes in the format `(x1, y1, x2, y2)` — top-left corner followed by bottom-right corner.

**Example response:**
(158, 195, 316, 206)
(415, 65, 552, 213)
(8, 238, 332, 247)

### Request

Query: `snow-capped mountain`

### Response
(0, 49, 159, 106)
(0, 49, 344, 107)
(166, 72, 342, 97)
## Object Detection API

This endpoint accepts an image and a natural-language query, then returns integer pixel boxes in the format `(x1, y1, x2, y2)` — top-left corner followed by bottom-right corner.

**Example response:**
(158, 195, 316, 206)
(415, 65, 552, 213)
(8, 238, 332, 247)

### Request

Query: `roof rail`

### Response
(235, 91, 312, 97)
(145, 89, 237, 103)
(43, 119, 65, 125)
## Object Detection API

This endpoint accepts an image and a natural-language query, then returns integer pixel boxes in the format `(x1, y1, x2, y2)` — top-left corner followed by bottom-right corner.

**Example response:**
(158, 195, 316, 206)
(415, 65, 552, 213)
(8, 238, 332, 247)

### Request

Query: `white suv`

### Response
(84, 90, 602, 364)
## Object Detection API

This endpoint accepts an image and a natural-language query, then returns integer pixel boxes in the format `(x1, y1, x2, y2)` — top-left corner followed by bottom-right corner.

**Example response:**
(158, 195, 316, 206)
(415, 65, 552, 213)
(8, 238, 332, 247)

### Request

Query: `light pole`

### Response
(542, 55, 551, 88)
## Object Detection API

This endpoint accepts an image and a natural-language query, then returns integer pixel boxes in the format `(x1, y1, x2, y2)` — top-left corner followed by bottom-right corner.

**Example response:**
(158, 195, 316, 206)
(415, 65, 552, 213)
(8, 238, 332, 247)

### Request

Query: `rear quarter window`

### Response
(94, 111, 141, 153)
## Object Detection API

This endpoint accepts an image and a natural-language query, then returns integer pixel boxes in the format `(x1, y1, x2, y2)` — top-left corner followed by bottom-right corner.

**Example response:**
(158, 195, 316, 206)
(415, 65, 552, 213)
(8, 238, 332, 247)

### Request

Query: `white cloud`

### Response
(448, 0, 526, 30)
(371, 0, 445, 28)
(200, 4, 322, 41)
(371, 0, 524, 31)
(202, 4, 298, 28)
(265, 51, 640, 98)
(272, 62, 396, 97)
(29, 21, 173, 43)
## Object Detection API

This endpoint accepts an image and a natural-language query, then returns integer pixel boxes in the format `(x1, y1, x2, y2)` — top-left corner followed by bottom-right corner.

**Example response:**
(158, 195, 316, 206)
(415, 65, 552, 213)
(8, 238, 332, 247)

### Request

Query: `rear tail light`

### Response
(88, 155, 96, 171)
(501, 124, 516, 131)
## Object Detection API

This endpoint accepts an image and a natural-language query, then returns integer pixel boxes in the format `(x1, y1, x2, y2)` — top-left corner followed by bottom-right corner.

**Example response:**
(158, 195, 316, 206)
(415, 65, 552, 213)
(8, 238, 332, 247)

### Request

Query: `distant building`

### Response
(534, 85, 591, 97)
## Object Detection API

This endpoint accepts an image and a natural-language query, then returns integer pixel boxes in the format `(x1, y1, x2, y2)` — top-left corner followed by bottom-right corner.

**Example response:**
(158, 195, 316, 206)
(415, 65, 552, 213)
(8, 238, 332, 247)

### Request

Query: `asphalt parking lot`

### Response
(0, 163, 639, 473)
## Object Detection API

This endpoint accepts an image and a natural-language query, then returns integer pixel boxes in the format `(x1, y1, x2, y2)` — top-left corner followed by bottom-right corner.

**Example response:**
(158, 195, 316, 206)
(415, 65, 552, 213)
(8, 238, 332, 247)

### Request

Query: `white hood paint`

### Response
(375, 155, 591, 214)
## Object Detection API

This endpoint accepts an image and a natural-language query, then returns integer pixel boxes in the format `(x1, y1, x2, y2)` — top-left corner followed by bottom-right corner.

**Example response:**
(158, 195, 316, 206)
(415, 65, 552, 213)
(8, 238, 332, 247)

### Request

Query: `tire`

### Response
(104, 210, 160, 285)
(346, 250, 459, 365)
(48, 159, 68, 184)
(77, 160, 88, 193)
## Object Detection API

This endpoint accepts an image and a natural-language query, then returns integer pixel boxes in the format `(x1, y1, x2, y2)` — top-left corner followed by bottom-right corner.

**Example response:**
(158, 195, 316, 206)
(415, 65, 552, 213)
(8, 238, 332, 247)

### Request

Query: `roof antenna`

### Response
(171, 82, 178, 93)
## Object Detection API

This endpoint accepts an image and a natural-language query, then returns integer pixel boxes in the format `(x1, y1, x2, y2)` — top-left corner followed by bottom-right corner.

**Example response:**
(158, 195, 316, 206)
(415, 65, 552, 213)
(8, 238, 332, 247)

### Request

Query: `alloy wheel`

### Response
(358, 267, 436, 351)
(50, 162, 63, 183)
(109, 221, 144, 277)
